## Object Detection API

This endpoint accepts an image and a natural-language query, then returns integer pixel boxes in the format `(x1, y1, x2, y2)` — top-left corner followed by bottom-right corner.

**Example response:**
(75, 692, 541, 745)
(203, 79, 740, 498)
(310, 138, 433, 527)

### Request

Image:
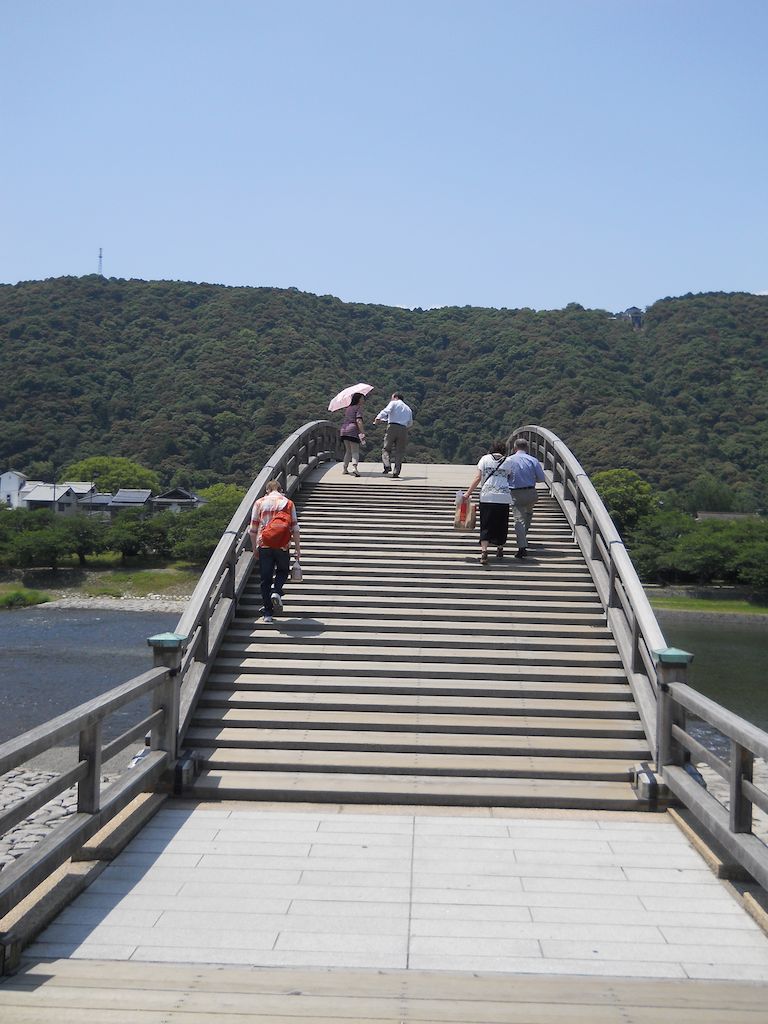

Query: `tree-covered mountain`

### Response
(1, 276, 766, 508)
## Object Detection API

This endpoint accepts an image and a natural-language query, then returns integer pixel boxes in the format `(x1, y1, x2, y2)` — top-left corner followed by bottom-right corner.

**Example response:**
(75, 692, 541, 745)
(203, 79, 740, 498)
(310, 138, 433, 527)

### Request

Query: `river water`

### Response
(0, 606, 766, 746)
(657, 610, 768, 732)
(0, 607, 179, 748)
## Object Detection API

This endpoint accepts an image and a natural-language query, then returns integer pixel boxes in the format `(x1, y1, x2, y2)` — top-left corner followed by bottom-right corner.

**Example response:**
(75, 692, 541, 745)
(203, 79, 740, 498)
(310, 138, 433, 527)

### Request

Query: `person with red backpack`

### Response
(248, 480, 301, 624)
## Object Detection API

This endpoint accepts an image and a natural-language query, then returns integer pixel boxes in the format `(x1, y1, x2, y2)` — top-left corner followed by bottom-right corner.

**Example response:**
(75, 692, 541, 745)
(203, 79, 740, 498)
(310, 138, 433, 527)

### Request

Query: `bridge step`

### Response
(185, 726, 650, 758)
(204, 673, 632, 700)
(188, 770, 641, 810)
(216, 640, 622, 667)
(226, 618, 612, 639)
(231, 608, 610, 627)
(185, 472, 650, 810)
(191, 707, 645, 738)
(197, 747, 637, 780)
(197, 686, 638, 714)
(222, 627, 616, 650)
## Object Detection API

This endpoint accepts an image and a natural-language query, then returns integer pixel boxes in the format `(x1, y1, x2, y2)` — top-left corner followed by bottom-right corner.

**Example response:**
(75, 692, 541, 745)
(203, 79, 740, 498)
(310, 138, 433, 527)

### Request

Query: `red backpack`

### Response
(261, 501, 294, 548)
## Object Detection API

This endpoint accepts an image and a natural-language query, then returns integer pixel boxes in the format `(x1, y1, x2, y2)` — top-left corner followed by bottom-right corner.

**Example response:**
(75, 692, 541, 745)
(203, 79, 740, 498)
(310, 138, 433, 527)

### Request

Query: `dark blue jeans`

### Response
(258, 547, 290, 613)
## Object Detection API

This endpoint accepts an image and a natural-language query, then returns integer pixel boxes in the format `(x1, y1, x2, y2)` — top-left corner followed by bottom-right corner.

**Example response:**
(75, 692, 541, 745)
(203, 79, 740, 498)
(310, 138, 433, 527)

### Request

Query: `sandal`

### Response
(480, 550, 488, 565)
(496, 547, 504, 559)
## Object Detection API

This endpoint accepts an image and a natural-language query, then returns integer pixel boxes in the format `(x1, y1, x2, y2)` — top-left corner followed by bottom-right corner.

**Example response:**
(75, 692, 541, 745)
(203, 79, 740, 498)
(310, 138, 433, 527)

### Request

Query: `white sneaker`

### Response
(262, 614, 274, 624)
(271, 592, 283, 614)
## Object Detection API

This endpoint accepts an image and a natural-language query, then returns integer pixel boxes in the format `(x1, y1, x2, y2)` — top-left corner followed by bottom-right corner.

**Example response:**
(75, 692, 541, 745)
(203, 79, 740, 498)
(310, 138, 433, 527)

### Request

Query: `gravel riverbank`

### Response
(44, 595, 189, 614)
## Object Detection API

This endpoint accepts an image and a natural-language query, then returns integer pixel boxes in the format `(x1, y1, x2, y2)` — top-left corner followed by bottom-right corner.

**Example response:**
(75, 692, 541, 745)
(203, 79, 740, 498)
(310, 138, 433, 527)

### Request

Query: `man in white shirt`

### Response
(374, 393, 413, 478)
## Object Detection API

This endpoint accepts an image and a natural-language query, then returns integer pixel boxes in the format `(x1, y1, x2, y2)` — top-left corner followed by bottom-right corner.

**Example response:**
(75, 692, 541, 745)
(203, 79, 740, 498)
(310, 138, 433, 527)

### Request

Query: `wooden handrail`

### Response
(510, 424, 666, 756)
(0, 419, 338, 929)
(512, 424, 768, 886)
(172, 419, 338, 742)
(659, 681, 768, 890)
(0, 667, 173, 919)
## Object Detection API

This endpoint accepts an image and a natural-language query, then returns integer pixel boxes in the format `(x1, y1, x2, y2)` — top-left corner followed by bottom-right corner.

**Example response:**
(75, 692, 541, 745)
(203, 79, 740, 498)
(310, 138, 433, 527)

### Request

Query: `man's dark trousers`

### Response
(258, 547, 290, 613)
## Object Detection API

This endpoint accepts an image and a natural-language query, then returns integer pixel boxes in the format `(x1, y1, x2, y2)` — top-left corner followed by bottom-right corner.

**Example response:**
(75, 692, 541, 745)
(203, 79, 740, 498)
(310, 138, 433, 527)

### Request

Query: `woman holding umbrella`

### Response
(339, 392, 367, 476)
(328, 383, 374, 478)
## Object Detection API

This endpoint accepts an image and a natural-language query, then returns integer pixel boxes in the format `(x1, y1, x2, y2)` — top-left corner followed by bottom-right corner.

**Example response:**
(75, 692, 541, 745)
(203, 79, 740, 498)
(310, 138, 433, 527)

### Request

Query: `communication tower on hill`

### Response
(98, 247, 103, 275)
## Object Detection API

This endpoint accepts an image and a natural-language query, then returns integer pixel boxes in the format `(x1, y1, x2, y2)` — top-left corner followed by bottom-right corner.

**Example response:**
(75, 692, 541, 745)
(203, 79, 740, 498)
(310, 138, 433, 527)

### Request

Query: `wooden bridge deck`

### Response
(3, 958, 768, 1023)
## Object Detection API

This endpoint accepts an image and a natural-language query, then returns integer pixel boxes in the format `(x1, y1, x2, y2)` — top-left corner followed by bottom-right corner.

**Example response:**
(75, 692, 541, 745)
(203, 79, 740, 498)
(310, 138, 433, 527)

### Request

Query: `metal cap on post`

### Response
(654, 647, 694, 772)
(654, 647, 694, 669)
(147, 632, 187, 762)
(147, 632, 187, 671)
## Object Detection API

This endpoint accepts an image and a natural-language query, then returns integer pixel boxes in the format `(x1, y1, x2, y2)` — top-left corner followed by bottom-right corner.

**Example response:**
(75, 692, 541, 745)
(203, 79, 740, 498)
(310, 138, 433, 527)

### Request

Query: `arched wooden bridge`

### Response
(1, 422, 768, 1019)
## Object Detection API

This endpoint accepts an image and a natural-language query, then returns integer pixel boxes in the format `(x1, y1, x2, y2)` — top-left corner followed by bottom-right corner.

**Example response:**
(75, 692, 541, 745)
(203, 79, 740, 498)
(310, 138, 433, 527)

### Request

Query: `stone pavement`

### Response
(24, 803, 768, 981)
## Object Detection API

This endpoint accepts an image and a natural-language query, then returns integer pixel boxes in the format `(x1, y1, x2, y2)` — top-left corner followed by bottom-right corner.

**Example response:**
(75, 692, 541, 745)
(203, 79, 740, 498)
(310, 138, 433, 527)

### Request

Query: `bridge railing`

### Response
(658, 680, 768, 890)
(511, 424, 666, 758)
(0, 419, 338, 929)
(0, 668, 173, 921)
(171, 419, 338, 741)
(512, 424, 768, 884)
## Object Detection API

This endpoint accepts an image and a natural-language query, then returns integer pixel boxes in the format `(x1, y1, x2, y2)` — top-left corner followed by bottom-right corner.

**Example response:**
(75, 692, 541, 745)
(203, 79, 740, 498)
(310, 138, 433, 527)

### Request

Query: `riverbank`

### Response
(646, 586, 768, 617)
(45, 595, 188, 613)
(0, 565, 199, 612)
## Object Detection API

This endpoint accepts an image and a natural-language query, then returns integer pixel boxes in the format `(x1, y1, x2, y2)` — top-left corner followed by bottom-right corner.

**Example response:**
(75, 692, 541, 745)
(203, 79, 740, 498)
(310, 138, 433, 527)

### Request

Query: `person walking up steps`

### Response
(374, 392, 413, 478)
(508, 437, 546, 559)
(248, 480, 301, 624)
(339, 393, 367, 477)
(463, 441, 515, 565)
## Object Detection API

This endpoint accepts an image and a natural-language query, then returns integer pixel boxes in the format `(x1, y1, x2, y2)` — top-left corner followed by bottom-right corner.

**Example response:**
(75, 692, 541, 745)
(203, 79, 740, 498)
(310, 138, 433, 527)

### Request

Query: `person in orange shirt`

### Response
(248, 480, 301, 623)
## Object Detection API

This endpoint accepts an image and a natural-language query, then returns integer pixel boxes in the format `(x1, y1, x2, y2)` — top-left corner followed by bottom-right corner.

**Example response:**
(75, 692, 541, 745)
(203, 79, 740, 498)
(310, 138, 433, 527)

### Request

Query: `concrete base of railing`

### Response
(0, 859, 108, 975)
(631, 763, 676, 808)
(0, 792, 167, 975)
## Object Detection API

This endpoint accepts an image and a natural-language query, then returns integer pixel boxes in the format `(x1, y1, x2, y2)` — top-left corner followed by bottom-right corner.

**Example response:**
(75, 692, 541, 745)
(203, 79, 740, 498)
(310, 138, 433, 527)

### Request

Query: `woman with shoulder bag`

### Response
(339, 392, 367, 477)
(463, 440, 515, 565)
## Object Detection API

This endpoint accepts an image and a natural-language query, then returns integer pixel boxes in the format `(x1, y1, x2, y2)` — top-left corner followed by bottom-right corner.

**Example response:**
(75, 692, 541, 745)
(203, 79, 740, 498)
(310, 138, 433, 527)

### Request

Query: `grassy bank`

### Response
(0, 563, 200, 604)
(0, 584, 51, 609)
(648, 593, 768, 616)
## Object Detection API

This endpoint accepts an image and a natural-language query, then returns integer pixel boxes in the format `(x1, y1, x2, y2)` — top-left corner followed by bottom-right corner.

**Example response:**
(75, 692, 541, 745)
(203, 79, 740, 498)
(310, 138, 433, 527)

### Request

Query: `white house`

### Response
(1, 472, 96, 513)
(1, 471, 36, 508)
(21, 483, 79, 515)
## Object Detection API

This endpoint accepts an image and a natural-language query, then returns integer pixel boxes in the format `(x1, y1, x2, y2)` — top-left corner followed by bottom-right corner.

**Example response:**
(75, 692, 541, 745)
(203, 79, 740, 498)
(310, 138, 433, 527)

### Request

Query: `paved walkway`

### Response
(24, 802, 768, 982)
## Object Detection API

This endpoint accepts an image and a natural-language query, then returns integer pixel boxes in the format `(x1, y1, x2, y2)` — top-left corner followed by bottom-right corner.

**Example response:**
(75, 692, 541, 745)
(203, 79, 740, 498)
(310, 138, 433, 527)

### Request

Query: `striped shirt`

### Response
(249, 494, 297, 549)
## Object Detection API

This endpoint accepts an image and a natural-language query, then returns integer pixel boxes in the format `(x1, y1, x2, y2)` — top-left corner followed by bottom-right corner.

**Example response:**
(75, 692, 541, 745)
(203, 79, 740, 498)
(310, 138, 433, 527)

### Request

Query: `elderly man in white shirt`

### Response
(374, 392, 413, 478)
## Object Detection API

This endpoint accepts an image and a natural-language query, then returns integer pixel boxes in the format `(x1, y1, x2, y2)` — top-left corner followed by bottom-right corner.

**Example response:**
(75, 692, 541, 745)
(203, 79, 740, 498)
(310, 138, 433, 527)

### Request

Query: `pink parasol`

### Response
(327, 382, 374, 412)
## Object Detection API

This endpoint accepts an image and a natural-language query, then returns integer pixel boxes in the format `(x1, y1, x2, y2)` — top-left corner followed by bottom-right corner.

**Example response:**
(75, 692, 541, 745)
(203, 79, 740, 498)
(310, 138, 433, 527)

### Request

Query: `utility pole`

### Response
(98, 248, 103, 276)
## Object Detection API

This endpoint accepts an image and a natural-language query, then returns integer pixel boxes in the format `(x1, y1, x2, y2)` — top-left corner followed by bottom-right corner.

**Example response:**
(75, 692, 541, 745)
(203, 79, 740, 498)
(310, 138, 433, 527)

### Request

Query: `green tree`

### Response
(627, 509, 695, 582)
(197, 483, 246, 514)
(60, 516, 107, 566)
(668, 521, 740, 584)
(11, 523, 71, 570)
(592, 469, 658, 536)
(106, 511, 147, 562)
(170, 486, 246, 563)
(141, 511, 177, 559)
(684, 473, 735, 514)
(62, 456, 161, 493)
(171, 507, 227, 562)
(736, 541, 768, 589)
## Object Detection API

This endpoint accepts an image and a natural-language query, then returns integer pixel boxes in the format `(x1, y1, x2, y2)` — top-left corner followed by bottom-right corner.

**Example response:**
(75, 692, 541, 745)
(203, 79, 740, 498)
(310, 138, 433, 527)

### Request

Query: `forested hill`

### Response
(1, 276, 766, 508)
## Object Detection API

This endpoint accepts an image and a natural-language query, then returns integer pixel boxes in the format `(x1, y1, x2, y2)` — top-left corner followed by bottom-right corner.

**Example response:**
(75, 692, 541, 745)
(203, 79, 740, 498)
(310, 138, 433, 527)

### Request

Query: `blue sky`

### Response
(2, 0, 766, 311)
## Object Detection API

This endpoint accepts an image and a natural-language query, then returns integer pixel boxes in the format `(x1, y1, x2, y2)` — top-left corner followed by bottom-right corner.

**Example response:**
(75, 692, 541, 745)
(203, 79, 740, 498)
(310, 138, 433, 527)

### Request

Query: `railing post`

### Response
(730, 741, 754, 834)
(654, 648, 694, 772)
(574, 474, 587, 527)
(77, 722, 103, 814)
(607, 554, 619, 608)
(147, 632, 186, 758)
(223, 550, 236, 600)
(589, 514, 599, 560)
